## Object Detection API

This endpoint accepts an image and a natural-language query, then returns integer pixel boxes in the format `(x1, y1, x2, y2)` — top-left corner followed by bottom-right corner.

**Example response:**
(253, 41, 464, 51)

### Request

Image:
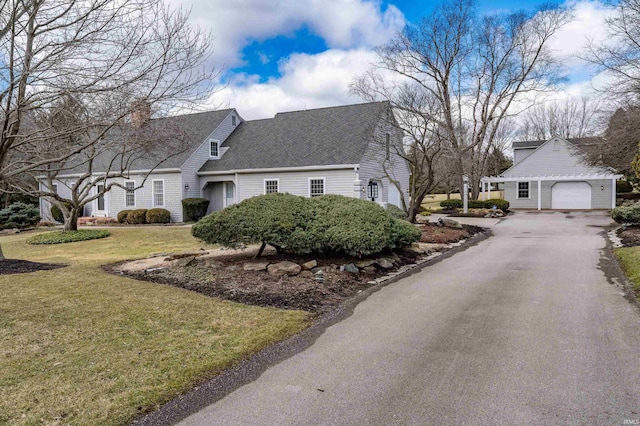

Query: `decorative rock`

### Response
(300, 270, 315, 278)
(267, 261, 301, 276)
(164, 252, 203, 261)
(410, 242, 433, 254)
(175, 256, 196, 267)
(415, 214, 431, 224)
(342, 263, 359, 274)
(388, 252, 400, 262)
(362, 266, 377, 274)
(225, 265, 241, 272)
(355, 259, 376, 268)
(375, 258, 394, 269)
(437, 218, 463, 228)
(302, 260, 318, 270)
(243, 261, 270, 272)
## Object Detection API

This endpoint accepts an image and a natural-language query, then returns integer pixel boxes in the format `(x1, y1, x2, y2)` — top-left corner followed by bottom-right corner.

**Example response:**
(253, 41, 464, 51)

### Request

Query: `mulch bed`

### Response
(617, 226, 640, 247)
(0, 259, 66, 275)
(106, 223, 485, 314)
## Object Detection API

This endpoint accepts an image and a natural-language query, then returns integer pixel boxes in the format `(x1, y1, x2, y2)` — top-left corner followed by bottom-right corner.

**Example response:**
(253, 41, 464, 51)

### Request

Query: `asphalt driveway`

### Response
(180, 211, 640, 425)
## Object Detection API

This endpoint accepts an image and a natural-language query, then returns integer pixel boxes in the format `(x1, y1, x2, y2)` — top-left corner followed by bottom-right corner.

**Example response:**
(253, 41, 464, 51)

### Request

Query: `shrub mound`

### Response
(617, 180, 633, 194)
(146, 208, 171, 224)
(386, 204, 407, 220)
(0, 202, 40, 229)
(127, 209, 148, 224)
(439, 198, 509, 211)
(50, 202, 72, 223)
(182, 198, 210, 222)
(27, 229, 111, 245)
(612, 203, 640, 225)
(117, 210, 132, 223)
(192, 193, 421, 256)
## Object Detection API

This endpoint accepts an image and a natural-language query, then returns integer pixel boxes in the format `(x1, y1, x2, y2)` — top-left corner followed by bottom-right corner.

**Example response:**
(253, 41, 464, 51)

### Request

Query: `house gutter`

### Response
(37, 168, 181, 180)
(197, 164, 360, 176)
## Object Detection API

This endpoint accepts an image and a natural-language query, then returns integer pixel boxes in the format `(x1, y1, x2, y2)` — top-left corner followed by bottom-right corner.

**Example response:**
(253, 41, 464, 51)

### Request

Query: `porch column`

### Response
(537, 179, 542, 210)
(612, 177, 617, 209)
(481, 181, 486, 201)
(353, 179, 362, 199)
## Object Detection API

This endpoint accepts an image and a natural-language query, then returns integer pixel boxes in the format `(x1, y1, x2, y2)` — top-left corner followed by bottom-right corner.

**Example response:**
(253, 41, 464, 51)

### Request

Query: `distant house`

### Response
(39, 101, 410, 222)
(480, 136, 622, 210)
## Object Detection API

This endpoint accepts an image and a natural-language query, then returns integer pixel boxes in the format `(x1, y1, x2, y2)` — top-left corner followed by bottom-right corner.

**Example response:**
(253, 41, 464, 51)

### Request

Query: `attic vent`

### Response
(232, 115, 236, 126)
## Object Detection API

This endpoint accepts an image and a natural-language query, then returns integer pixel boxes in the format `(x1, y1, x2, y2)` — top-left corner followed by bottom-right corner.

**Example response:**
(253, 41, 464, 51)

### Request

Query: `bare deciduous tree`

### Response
(0, 0, 219, 254)
(354, 0, 570, 200)
(352, 77, 445, 222)
(518, 97, 603, 141)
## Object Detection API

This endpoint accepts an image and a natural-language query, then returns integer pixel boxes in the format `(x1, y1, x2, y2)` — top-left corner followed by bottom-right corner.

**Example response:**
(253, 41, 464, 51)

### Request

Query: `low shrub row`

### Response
(439, 198, 509, 211)
(192, 193, 421, 257)
(27, 229, 111, 245)
(617, 180, 633, 194)
(117, 208, 171, 224)
(182, 198, 210, 222)
(0, 202, 40, 229)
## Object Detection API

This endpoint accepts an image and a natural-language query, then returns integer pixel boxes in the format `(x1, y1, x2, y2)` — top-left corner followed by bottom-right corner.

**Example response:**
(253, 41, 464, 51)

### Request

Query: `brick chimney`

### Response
(131, 100, 151, 127)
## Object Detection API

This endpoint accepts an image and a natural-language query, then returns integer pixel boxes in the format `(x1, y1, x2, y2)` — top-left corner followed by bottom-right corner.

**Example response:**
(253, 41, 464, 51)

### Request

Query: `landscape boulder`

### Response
(415, 214, 431, 224)
(355, 259, 376, 268)
(437, 218, 462, 229)
(375, 258, 394, 269)
(302, 260, 318, 270)
(243, 261, 270, 272)
(342, 263, 359, 274)
(267, 261, 302, 276)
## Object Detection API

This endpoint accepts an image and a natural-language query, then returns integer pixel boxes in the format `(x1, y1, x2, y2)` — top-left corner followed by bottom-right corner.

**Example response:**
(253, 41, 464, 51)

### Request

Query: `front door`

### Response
(223, 182, 235, 208)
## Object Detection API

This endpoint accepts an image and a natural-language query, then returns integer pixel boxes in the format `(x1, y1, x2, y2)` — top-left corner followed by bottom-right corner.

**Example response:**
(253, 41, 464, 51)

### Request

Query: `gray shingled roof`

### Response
(198, 101, 389, 173)
(64, 109, 232, 174)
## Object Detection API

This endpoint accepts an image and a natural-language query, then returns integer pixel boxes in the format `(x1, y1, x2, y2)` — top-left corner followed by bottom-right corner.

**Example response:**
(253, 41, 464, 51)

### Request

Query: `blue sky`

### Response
(175, 0, 614, 119)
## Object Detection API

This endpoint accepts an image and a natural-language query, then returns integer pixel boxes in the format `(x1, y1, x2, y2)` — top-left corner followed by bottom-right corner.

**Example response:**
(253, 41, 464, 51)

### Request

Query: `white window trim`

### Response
(152, 179, 165, 207)
(517, 181, 531, 199)
(264, 178, 279, 194)
(209, 139, 220, 158)
(95, 183, 107, 212)
(51, 183, 58, 194)
(308, 177, 326, 197)
(124, 180, 136, 208)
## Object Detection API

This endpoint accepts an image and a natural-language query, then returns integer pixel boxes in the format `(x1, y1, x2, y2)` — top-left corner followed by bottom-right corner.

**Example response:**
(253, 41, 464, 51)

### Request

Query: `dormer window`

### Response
(210, 139, 219, 158)
(232, 115, 236, 126)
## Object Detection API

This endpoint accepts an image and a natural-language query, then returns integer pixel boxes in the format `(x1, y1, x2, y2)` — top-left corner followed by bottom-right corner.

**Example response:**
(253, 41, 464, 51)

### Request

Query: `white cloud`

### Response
(174, 0, 405, 68)
(212, 49, 380, 119)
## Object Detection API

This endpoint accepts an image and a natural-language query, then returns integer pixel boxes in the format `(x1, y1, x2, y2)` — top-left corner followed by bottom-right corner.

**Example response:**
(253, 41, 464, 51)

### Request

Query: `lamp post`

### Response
(463, 175, 469, 214)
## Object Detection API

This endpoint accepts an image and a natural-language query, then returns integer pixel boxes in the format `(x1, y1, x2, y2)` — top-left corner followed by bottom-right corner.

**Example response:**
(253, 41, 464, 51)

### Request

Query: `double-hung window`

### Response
(124, 181, 135, 207)
(210, 140, 219, 158)
(517, 182, 530, 199)
(265, 179, 279, 194)
(153, 180, 164, 207)
(309, 178, 325, 197)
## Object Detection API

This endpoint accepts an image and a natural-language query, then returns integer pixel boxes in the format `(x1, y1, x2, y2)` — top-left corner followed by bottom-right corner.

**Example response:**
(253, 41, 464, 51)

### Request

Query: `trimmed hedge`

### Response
(146, 208, 171, 224)
(440, 198, 509, 211)
(0, 202, 40, 229)
(182, 198, 210, 222)
(126, 209, 148, 224)
(117, 210, 132, 223)
(27, 229, 111, 245)
(439, 199, 463, 209)
(617, 180, 633, 194)
(192, 193, 421, 256)
(612, 203, 640, 225)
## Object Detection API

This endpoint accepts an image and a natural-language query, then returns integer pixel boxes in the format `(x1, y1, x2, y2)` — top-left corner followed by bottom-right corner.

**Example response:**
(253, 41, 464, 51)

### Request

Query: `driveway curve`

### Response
(181, 211, 640, 425)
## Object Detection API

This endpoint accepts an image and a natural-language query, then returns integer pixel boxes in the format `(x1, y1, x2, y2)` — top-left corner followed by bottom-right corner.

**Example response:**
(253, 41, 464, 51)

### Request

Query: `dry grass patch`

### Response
(614, 246, 640, 301)
(0, 228, 310, 425)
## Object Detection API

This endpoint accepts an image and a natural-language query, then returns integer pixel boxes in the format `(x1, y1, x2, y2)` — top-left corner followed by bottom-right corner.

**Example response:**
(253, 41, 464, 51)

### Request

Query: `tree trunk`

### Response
(0, 243, 4, 260)
(254, 241, 267, 259)
(64, 208, 79, 231)
(408, 204, 420, 223)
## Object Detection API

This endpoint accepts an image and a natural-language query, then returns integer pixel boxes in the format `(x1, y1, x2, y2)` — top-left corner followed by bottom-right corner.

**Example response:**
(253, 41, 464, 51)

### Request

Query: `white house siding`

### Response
(104, 172, 183, 221)
(180, 110, 239, 200)
(504, 138, 604, 177)
(236, 169, 357, 202)
(504, 179, 613, 209)
(358, 120, 410, 207)
(513, 148, 536, 165)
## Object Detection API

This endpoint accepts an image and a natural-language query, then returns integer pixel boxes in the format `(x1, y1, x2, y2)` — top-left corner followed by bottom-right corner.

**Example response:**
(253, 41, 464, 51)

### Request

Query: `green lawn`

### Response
(614, 246, 640, 300)
(0, 227, 310, 425)
(420, 191, 505, 211)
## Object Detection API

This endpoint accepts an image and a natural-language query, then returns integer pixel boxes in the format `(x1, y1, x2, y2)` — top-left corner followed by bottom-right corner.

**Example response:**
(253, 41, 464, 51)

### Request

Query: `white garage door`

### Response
(551, 182, 592, 209)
